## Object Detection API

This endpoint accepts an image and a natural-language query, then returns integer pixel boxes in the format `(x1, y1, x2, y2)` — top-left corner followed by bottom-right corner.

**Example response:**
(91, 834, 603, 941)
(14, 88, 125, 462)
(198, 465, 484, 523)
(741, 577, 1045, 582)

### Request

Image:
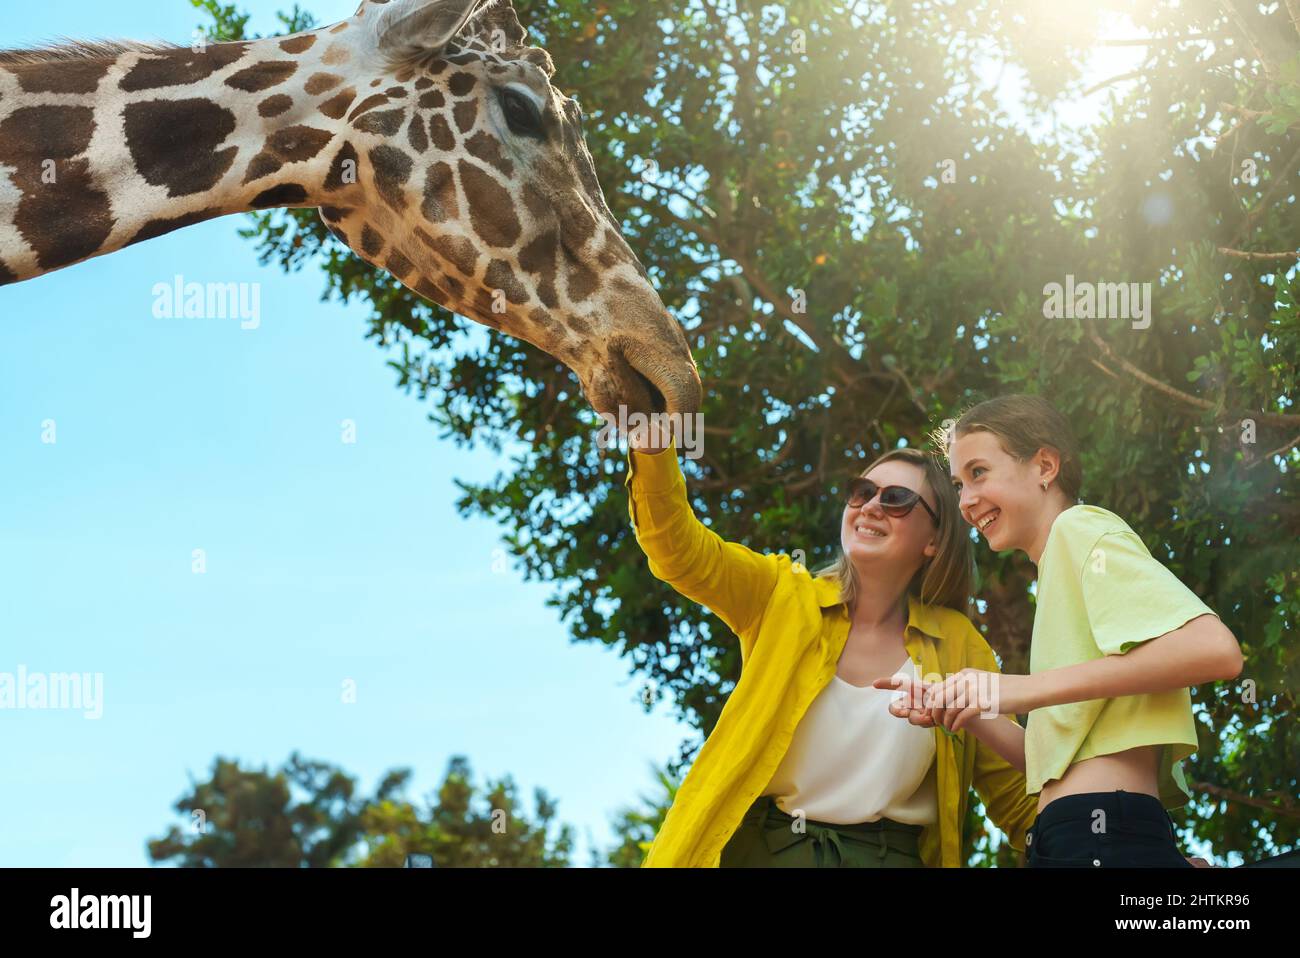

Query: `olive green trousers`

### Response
(719, 795, 925, 867)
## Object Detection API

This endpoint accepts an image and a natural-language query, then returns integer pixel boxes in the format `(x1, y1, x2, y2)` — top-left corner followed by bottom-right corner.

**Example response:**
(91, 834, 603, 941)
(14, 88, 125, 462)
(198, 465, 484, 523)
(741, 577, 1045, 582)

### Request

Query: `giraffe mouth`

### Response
(631, 368, 669, 416)
(601, 336, 702, 420)
(613, 344, 671, 419)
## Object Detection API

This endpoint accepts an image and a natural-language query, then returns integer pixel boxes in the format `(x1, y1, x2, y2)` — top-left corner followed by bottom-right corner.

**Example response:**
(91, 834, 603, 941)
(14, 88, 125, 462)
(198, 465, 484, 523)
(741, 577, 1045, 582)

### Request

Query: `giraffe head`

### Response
(315, 0, 702, 421)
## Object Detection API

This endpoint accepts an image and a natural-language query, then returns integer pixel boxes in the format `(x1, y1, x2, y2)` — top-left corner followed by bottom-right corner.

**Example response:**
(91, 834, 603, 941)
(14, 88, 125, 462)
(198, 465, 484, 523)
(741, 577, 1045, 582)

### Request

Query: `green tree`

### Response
(195, 0, 1297, 865)
(358, 755, 574, 867)
(603, 763, 680, 868)
(147, 752, 405, 867)
(149, 752, 574, 866)
(981, 0, 1300, 863)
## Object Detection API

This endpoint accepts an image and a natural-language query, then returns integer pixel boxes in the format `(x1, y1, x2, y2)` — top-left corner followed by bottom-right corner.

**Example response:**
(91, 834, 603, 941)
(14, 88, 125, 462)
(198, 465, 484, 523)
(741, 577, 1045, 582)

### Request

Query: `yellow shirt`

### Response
(626, 439, 1039, 867)
(1027, 504, 1215, 807)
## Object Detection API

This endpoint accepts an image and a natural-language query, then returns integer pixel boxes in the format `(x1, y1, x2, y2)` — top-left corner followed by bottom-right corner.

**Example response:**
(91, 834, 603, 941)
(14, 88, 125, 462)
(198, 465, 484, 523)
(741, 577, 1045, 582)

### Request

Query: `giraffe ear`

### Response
(461, 0, 528, 49)
(372, 0, 483, 60)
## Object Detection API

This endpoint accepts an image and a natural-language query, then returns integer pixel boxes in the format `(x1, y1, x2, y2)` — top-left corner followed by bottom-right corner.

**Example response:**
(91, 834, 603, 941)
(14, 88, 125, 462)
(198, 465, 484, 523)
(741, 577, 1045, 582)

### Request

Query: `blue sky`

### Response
(0, 0, 687, 866)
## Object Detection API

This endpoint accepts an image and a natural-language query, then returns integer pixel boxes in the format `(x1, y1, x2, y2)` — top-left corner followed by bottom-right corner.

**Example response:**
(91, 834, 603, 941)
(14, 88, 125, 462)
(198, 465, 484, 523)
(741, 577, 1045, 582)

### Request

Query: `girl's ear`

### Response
(372, 0, 482, 64)
(1033, 445, 1062, 487)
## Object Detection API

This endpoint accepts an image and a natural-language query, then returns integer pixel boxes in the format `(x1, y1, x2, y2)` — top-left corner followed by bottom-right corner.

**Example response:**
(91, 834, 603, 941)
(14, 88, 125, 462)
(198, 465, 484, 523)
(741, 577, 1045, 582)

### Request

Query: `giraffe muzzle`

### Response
(611, 335, 702, 420)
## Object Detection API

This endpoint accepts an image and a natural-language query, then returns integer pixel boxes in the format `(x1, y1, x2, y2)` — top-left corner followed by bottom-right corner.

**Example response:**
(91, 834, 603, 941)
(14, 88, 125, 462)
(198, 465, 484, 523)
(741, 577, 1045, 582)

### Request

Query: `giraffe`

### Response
(0, 0, 702, 422)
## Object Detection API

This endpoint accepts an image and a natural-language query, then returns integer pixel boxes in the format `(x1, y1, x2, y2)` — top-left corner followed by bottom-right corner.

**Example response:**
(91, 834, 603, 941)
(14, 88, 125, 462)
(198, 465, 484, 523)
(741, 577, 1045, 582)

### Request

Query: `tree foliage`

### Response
(148, 752, 574, 866)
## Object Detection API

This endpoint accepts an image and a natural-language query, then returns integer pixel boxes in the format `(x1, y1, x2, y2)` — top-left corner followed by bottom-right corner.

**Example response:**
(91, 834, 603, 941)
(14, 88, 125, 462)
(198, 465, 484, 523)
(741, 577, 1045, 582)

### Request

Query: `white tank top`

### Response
(763, 658, 938, 825)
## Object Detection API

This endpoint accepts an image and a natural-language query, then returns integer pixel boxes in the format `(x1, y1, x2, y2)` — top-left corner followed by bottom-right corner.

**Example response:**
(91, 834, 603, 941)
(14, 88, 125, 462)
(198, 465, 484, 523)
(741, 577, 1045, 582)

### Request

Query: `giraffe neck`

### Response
(0, 30, 363, 284)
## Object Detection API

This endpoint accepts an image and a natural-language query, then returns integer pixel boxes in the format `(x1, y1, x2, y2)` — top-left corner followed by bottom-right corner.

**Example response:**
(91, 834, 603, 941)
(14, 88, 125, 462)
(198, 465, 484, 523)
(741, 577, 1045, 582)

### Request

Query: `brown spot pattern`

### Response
(305, 72, 343, 95)
(324, 141, 359, 191)
(226, 60, 297, 92)
(427, 114, 455, 151)
(129, 208, 222, 246)
(318, 87, 357, 119)
(421, 162, 458, 223)
(415, 278, 445, 302)
(348, 94, 390, 121)
(386, 250, 414, 278)
(416, 229, 478, 276)
(519, 230, 558, 282)
(280, 34, 317, 54)
(272, 125, 333, 160)
(120, 43, 248, 92)
(458, 161, 520, 247)
(250, 184, 308, 208)
(465, 131, 513, 176)
(15, 159, 113, 270)
(11, 60, 110, 94)
(567, 260, 599, 302)
(408, 114, 428, 153)
(354, 108, 405, 136)
(369, 145, 412, 210)
(321, 43, 350, 65)
(259, 94, 293, 117)
(124, 99, 237, 197)
(453, 100, 477, 133)
(485, 259, 528, 304)
(0, 107, 109, 268)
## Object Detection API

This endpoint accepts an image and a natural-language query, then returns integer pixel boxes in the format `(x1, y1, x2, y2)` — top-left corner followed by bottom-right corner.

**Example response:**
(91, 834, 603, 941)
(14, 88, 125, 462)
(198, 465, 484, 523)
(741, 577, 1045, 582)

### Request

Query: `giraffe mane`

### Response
(0, 40, 181, 66)
(0, 3, 552, 74)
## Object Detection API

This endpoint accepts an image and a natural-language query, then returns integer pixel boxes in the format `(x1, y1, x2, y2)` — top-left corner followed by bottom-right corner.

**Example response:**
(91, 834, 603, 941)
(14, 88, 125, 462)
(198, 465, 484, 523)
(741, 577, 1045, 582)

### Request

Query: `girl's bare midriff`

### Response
(1036, 744, 1161, 814)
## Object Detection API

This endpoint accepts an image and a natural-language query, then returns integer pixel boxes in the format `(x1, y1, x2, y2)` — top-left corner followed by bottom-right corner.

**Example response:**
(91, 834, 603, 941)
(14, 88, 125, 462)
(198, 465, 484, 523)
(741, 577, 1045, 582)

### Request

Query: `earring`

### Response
(1041, 480, 1049, 491)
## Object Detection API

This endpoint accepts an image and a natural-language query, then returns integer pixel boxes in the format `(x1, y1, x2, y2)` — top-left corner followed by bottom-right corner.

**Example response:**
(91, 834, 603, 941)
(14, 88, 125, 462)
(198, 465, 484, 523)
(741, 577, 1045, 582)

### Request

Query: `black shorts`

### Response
(1025, 790, 1194, 868)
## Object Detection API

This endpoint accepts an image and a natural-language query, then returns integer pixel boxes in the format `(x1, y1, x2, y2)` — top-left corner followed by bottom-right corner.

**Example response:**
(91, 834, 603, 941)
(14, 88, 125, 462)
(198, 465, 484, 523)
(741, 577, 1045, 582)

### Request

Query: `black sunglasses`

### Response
(845, 477, 940, 524)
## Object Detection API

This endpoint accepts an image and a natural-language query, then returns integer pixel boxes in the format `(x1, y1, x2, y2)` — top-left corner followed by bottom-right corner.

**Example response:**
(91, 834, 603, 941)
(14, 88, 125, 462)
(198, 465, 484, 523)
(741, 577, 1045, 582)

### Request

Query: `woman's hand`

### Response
(873, 674, 937, 728)
(923, 668, 1041, 730)
(627, 417, 674, 454)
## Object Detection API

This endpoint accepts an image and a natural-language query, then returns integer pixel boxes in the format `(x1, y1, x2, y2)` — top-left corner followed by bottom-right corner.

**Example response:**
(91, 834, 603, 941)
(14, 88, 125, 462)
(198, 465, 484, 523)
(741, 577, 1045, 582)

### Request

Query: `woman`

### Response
(892, 394, 1242, 867)
(625, 421, 1038, 867)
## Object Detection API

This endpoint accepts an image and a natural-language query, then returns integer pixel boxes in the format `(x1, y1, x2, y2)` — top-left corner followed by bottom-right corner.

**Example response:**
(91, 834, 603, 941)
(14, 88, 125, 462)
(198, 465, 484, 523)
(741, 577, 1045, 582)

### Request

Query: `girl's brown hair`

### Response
(941, 394, 1083, 501)
(813, 447, 974, 613)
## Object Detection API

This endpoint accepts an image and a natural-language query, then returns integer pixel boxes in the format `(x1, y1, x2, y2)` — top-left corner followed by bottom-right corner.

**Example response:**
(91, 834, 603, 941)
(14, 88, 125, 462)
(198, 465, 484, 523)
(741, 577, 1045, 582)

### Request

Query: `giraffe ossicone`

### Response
(0, 0, 702, 422)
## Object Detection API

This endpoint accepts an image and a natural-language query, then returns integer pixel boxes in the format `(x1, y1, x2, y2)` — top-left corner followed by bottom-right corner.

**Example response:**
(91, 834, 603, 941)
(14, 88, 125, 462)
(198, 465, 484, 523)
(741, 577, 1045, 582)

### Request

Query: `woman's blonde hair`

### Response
(812, 447, 974, 614)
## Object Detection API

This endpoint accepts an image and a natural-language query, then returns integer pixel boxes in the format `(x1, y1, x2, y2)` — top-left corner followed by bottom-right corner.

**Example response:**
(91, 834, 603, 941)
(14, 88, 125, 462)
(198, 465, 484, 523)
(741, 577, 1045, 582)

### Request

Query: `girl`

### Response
(888, 394, 1242, 867)
(625, 419, 1039, 867)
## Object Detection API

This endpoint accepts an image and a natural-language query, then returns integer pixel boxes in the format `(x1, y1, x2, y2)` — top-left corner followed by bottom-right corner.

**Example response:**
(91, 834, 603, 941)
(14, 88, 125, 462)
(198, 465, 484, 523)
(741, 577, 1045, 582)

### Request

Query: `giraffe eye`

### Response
(499, 88, 543, 139)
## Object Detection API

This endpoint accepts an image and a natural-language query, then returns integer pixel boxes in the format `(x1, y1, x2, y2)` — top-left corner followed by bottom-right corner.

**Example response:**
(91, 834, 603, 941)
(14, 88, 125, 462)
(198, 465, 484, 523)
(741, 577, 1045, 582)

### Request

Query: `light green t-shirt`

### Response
(1026, 504, 1215, 808)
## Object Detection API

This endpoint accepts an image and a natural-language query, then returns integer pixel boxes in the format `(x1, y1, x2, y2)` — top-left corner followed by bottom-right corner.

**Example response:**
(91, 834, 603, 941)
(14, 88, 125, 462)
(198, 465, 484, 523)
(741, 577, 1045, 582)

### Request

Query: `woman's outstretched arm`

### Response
(625, 431, 781, 661)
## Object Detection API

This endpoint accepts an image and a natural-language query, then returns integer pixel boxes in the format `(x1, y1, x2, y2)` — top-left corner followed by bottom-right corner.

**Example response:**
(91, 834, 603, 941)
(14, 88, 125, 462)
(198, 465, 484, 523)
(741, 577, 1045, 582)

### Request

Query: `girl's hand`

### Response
(924, 668, 1040, 731)
(872, 675, 937, 728)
